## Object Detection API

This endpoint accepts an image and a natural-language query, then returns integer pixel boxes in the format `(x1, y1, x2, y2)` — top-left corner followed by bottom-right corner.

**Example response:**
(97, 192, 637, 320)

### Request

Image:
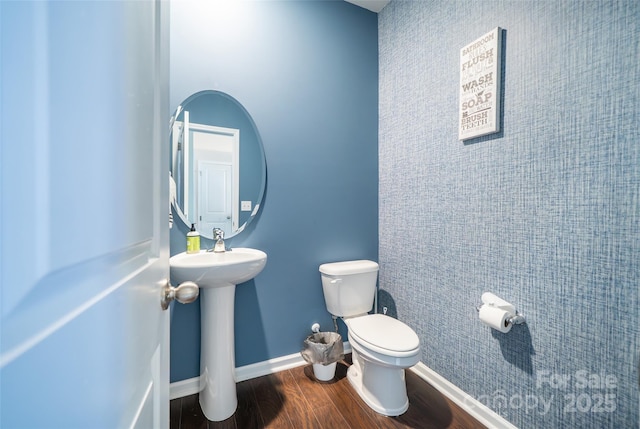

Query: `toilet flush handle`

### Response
(330, 278, 342, 285)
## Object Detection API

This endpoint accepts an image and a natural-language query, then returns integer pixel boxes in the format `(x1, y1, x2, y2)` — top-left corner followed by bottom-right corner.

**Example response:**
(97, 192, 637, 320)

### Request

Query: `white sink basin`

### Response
(170, 248, 267, 288)
(168, 247, 267, 422)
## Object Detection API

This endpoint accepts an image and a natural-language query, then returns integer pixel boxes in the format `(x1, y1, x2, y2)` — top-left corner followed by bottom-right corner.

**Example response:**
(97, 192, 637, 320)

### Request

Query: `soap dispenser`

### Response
(186, 223, 200, 254)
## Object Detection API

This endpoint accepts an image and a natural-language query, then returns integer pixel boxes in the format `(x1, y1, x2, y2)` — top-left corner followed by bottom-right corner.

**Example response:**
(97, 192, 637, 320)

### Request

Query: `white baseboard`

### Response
(169, 376, 200, 401)
(170, 345, 516, 429)
(409, 362, 518, 429)
(169, 342, 352, 400)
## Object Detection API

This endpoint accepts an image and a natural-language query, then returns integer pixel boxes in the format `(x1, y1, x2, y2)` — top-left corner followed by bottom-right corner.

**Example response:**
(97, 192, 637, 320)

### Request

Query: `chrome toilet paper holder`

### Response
(475, 292, 526, 326)
(506, 312, 526, 326)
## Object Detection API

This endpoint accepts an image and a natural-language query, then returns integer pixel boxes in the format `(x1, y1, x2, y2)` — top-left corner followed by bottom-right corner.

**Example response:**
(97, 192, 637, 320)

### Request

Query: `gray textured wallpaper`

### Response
(378, 1, 639, 427)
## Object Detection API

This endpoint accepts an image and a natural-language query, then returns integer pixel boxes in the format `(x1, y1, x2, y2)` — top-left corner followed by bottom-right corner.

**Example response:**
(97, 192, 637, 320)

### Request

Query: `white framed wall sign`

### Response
(459, 27, 502, 140)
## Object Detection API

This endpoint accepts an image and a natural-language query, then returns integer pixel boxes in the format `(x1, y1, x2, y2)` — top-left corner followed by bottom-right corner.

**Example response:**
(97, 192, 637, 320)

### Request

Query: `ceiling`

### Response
(345, 0, 390, 13)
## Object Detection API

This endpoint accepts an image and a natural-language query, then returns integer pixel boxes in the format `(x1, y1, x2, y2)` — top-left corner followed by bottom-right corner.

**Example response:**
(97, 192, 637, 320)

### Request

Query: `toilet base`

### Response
(347, 350, 409, 416)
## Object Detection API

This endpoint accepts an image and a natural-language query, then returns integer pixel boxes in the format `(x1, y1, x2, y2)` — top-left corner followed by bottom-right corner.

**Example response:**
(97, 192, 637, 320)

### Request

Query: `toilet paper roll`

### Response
(479, 305, 512, 333)
(481, 292, 516, 314)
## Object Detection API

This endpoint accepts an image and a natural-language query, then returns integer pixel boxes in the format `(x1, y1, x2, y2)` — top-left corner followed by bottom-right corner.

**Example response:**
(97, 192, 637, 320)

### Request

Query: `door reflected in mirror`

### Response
(170, 91, 266, 239)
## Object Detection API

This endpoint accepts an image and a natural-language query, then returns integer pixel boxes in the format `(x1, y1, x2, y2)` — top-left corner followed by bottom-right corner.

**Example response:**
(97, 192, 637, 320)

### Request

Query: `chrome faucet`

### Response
(211, 228, 226, 253)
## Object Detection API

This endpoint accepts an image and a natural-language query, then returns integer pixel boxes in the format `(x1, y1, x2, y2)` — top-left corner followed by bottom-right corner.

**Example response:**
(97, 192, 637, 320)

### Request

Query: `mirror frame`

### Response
(170, 90, 266, 239)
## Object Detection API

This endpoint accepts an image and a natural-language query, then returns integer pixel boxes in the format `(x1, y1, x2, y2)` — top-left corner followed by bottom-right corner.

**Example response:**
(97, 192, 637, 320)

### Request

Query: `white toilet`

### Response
(319, 260, 421, 416)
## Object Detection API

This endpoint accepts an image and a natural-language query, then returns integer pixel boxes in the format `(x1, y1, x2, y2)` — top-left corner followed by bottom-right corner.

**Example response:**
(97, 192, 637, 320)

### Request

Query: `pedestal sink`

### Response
(169, 248, 267, 421)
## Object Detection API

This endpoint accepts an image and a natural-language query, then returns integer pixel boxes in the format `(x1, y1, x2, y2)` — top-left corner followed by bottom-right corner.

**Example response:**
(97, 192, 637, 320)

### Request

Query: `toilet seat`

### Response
(347, 314, 420, 358)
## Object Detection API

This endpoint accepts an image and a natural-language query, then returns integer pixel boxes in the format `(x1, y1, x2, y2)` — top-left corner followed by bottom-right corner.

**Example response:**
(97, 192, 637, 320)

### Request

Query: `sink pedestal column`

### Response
(199, 283, 237, 421)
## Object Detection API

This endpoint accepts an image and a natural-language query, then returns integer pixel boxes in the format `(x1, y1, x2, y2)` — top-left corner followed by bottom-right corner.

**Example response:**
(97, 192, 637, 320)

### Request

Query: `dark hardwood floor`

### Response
(170, 355, 487, 429)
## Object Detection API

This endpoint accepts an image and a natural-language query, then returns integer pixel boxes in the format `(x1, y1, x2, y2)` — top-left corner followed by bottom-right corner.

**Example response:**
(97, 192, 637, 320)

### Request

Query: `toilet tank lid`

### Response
(319, 260, 379, 276)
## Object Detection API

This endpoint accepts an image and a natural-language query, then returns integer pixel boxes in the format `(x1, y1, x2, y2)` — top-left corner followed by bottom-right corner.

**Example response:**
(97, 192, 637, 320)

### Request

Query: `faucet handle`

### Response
(213, 228, 224, 240)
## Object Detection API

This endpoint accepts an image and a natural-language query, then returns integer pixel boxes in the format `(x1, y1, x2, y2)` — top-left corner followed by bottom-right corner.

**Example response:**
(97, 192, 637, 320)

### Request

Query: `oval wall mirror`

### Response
(170, 90, 266, 239)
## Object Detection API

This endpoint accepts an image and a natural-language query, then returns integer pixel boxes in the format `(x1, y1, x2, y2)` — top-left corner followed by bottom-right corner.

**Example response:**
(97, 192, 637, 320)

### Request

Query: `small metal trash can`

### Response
(300, 332, 344, 381)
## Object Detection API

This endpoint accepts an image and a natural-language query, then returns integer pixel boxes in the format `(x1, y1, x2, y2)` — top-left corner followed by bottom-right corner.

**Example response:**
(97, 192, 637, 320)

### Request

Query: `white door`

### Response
(1, 2, 171, 428)
(198, 161, 233, 234)
(190, 125, 240, 236)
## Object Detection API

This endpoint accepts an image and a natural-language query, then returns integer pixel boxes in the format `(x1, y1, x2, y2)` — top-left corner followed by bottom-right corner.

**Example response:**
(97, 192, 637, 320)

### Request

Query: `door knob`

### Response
(161, 279, 199, 310)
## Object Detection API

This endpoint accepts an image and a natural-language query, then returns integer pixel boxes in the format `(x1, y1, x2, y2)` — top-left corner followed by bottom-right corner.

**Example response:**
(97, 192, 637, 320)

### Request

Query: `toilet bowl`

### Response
(345, 314, 420, 416)
(319, 260, 421, 416)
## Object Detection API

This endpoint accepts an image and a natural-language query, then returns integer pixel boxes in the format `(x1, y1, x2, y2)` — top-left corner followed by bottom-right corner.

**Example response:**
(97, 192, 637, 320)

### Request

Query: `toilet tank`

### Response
(319, 260, 379, 317)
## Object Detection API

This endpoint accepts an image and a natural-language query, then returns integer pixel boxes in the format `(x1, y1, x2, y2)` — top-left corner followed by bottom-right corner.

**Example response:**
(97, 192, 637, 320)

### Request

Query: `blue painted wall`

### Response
(379, 1, 639, 427)
(169, 1, 378, 382)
